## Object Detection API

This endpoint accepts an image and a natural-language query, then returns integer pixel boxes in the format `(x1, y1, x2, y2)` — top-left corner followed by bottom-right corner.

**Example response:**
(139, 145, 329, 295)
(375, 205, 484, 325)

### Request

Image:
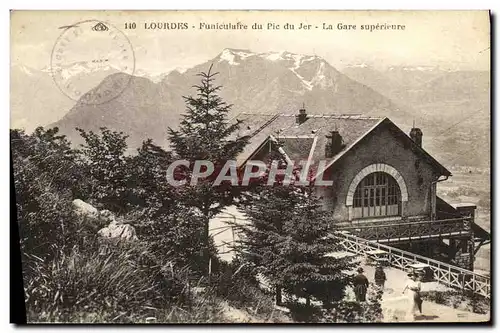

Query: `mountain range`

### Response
(342, 64, 490, 168)
(47, 49, 409, 149)
(10, 48, 490, 167)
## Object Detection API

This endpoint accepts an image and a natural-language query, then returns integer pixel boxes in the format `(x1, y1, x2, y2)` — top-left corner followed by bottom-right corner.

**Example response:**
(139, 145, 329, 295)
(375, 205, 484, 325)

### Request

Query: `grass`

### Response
(24, 238, 188, 323)
(421, 290, 490, 315)
(23, 234, 284, 323)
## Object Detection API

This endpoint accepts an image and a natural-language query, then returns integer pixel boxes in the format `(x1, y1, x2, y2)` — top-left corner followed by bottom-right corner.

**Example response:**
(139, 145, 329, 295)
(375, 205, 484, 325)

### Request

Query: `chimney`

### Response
(325, 130, 345, 158)
(410, 127, 423, 147)
(296, 105, 308, 125)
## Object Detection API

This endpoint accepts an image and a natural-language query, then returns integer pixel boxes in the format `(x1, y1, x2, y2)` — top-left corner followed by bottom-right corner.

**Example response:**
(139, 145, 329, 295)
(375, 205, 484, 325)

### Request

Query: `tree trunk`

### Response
(204, 214, 210, 276)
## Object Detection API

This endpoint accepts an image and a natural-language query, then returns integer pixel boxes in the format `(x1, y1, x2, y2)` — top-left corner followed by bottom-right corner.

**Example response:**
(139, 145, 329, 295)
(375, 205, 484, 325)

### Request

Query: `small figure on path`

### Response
(374, 264, 387, 290)
(353, 267, 369, 302)
(402, 272, 422, 320)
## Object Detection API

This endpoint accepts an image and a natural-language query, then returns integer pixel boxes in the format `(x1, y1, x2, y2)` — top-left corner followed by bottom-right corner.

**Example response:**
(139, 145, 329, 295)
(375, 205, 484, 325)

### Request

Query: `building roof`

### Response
(233, 112, 452, 177)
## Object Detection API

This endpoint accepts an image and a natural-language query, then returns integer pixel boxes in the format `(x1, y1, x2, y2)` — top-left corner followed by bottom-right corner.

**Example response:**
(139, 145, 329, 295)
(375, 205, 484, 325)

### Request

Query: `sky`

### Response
(11, 10, 490, 73)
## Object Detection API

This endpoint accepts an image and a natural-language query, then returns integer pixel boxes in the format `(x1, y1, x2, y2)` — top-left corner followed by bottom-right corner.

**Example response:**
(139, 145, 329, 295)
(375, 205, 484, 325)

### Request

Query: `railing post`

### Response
(448, 266, 452, 286)
(472, 274, 476, 293)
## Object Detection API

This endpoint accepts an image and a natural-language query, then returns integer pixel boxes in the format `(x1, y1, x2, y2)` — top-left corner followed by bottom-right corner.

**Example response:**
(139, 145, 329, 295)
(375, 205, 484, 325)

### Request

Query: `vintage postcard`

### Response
(10, 10, 491, 324)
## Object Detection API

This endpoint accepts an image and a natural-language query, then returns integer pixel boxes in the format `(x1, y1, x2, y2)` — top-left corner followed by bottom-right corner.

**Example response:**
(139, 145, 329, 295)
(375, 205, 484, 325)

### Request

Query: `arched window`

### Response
(352, 172, 401, 219)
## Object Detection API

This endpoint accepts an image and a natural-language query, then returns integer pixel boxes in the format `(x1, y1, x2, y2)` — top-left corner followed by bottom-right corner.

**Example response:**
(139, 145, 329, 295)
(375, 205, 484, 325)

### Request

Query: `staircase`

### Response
(334, 231, 491, 298)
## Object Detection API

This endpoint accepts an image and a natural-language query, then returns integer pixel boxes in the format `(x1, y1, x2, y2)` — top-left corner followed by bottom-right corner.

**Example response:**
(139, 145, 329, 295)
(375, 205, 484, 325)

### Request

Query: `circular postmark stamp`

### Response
(50, 20, 135, 105)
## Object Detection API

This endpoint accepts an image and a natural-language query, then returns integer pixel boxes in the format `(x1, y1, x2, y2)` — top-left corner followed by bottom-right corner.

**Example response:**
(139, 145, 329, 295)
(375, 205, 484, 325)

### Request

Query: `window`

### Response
(352, 172, 401, 219)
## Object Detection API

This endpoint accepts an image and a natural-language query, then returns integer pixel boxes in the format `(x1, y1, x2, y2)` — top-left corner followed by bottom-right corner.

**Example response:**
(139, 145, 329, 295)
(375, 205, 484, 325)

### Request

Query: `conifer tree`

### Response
(235, 156, 356, 315)
(168, 65, 249, 274)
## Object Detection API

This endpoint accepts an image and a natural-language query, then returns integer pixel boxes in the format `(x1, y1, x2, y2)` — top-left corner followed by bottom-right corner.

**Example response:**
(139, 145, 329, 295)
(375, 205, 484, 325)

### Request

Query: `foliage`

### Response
(236, 180, 356, 312)
(125, 139, 178, 217)
(360, 285, 384, 322)
(319, 286, 383, 323)
(167, 65, 250, 271)
(25, 237, 190, 323)
(210, 257, 270, 310)
(76, 127, 132, 213)
(286, 302, 323, 322)
(422, 290, 489, 314)
(11, 127, 81, 194)
(11, 66, 385, 323)
(168, 64, 249, 165)
(133, 209, 213, 276)
(11, 128, 94, 262)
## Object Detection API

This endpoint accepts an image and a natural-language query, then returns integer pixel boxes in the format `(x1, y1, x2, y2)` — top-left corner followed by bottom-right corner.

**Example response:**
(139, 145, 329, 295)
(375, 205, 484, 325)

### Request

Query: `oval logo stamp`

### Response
(50, 20, 135, 105)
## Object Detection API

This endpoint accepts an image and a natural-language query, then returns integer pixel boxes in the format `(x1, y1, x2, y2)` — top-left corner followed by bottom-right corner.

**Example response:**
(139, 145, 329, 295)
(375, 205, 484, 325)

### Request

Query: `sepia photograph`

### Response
(9, 10, 491, 324)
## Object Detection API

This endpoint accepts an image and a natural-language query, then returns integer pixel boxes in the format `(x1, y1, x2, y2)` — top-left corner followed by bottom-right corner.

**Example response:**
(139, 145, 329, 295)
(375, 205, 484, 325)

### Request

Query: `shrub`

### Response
(76, 127, 133, 213)
(11, 128, 91, 263)
(209, 258, 275, 315)
(286, 301, 322, 322)
(133, 209, 214, 276)
(422, 290, 489, 314)
(24, 237, 190, 323)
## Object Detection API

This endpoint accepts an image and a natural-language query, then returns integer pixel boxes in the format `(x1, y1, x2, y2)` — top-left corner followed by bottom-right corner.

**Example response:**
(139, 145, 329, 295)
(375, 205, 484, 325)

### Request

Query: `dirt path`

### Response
(359, 264, 490, 323)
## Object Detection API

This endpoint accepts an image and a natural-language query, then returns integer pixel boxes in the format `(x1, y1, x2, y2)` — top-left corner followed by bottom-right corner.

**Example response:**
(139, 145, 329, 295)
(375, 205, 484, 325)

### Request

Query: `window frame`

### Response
(352, 172, 401, 218)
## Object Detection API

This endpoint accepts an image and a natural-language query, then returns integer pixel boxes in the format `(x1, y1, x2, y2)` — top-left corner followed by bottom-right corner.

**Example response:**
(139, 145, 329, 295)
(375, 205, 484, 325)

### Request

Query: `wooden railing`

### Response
(333, 232, 490, 298)
(338, 217, 471, 242)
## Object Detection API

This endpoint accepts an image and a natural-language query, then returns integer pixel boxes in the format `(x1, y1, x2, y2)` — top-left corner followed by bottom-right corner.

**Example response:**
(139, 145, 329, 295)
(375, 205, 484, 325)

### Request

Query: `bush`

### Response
(209, 258, 275, 315)
(24, 237, 191, 323)
(133, 209, 213, 276)
(11, 128, 91, 263)
(422, 290, 489, 314)
(286, 302, 322, 322)
(76, 127, 133, 213)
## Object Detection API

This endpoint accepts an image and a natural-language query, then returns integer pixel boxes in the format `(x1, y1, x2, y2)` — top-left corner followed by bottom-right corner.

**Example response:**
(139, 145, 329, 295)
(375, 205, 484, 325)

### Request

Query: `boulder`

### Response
(72, 199, 99, 219)
(98, 223, 138, 241)
(99, 209, 117, 223)
(72, 199, 138, 241)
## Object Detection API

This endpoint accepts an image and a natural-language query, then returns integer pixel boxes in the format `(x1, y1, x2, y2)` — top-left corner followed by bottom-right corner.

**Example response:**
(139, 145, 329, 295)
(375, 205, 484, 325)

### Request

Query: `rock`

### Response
(99, 209, 117, 223)
(72, 199, 138, 241)
(72, 199, 99, 219)
(98, 223, 138, 241)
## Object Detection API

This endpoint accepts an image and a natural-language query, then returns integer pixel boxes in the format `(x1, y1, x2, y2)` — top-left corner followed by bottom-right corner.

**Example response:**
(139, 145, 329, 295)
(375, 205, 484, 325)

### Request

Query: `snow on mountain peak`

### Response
(218, 48, 256, 65)
(345, 63, 370, 68)
(217, 48, 330, 91)
(263, 51, 319, 66)
(388, 65, 438, 72)
(219, 49, 241, 65)
(218, 48, 320, 67)
(12, 64, 37, 76)
(18, 65, 33, 76)
(38, 61, 120, 81)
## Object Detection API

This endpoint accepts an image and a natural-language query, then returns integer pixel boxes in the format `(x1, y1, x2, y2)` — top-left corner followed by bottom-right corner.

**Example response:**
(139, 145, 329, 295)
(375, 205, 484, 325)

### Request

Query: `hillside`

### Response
(342, 65, 490, 167)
